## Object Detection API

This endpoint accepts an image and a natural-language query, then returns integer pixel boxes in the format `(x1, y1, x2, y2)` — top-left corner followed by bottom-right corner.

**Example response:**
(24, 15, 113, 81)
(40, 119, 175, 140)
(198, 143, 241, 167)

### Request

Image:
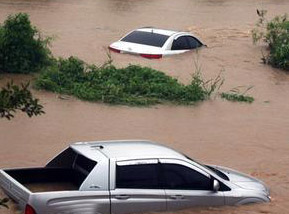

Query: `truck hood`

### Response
(212, 165, 269, 194)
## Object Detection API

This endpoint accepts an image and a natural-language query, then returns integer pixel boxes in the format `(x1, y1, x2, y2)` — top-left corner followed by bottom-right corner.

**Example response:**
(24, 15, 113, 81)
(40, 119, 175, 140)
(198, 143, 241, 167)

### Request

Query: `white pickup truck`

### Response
(0, 140, 270, 214)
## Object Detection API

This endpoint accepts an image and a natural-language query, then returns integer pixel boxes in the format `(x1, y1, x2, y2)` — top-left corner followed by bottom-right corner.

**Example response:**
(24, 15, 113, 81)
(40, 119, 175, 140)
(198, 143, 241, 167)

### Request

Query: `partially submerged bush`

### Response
(252, 10, 289, 70)
(35, 56, 255, 106)
(221, 86, 254, 103)
(35, 57, 223, 105)
(221, 93, 254, 103)
(0, 13, 52, 73)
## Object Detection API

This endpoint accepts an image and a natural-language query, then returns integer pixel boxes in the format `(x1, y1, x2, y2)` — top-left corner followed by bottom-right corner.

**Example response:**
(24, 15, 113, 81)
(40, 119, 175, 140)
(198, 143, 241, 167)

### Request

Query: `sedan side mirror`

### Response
(213, 179, 220, 192)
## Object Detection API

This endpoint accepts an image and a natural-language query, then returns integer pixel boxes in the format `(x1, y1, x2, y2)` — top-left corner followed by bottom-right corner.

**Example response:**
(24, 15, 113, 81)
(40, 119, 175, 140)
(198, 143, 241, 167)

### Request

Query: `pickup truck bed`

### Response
(5, 168, 83, 192)
(25, 182, 78, 192)
(0, 147, 105, 213)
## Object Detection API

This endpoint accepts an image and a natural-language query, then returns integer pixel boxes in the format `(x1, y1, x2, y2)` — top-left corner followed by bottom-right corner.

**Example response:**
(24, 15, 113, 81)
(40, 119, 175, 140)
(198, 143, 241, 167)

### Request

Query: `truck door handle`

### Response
(115, 195, 130, 200)
(89, 185, 100, 189)
(169, 195, 184, 199)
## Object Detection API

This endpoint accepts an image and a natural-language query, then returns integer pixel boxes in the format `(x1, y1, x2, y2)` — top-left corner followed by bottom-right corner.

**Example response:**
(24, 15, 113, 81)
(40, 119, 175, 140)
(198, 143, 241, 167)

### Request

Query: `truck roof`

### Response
(70, 140, 185, 160)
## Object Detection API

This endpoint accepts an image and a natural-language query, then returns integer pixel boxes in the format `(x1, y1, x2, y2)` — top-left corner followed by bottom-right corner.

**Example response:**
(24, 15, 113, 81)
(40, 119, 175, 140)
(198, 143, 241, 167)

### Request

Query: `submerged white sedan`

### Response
(109, 27, 204, 59)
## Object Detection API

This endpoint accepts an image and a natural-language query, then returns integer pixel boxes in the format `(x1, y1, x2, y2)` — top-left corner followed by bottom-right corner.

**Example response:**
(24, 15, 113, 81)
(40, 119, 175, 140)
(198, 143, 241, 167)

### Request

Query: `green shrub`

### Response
(0, 13, 52, 73)
(252, 10, 289, 70)
(35, 56, 255, 105)
(220, 86, 254, 103)
(221, 93, 254, 103)
(35, 57, 219, 105)
(0, 81, 44, 119)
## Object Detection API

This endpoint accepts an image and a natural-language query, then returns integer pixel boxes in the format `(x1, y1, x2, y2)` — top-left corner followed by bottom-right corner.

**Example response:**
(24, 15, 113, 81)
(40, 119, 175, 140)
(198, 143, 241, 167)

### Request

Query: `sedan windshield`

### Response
(121, 31, 169, 48)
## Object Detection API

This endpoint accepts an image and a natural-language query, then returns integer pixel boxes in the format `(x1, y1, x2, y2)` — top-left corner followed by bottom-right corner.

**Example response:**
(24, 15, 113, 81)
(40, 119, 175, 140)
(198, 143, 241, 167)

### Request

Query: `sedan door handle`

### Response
(115, 195, 130, 200)
(170, 195, 184, 200)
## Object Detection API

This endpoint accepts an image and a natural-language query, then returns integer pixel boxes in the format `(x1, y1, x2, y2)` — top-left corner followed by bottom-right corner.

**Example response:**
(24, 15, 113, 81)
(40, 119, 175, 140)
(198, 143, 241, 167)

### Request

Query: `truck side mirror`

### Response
(213, 179, 220, 192)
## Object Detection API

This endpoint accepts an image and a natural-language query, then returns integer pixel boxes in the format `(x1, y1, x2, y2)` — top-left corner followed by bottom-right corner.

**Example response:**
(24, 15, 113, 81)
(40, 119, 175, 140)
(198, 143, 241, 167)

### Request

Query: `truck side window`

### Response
(116, 164, 159, 189)
(161, 164, 211, 190)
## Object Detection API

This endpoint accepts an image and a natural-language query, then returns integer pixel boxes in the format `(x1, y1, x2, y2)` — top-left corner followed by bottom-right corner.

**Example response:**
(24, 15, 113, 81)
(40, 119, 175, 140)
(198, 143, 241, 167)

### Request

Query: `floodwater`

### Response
(1, 0, 289, 213)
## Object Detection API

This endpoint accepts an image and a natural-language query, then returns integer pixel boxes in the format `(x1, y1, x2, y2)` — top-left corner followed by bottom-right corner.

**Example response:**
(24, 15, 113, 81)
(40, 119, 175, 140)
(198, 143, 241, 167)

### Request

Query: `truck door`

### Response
(110, 159, 166, 214)
(159, 159, 224, 210)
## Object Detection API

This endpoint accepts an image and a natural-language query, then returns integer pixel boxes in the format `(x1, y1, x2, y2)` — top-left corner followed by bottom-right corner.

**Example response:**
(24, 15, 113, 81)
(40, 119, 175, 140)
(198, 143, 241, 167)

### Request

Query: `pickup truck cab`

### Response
(0, 140, 270, 214)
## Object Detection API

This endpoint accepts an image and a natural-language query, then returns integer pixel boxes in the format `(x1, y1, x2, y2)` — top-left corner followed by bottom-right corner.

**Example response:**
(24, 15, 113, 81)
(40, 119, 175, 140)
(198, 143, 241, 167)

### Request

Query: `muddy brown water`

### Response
(1, 0, 289, 213)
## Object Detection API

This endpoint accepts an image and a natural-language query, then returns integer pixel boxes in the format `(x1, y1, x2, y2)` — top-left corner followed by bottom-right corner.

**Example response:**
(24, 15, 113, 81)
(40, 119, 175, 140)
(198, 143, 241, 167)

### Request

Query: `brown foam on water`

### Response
(187, 27, 251, 47)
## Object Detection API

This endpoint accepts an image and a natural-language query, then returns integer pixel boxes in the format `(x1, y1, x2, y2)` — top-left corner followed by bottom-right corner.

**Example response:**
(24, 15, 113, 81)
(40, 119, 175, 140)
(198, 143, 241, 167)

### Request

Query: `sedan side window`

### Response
(187, 36, 202, 49)
(116, 163, 159, 189)
(171, 36, 190, 50)
(161, 164, 212, 190)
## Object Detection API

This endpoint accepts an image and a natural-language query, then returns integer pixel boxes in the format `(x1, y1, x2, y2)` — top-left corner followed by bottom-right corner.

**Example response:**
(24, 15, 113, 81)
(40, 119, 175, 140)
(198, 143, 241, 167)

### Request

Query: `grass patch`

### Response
(220, 86, 254, 103)
(221, 93, 254, 103)
(252, 10, 289, 70)
(35, 56, 225, 106)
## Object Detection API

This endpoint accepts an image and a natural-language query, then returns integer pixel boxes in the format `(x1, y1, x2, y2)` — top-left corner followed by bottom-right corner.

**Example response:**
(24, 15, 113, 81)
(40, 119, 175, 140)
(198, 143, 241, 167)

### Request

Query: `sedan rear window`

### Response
(121, 31, 169, 47)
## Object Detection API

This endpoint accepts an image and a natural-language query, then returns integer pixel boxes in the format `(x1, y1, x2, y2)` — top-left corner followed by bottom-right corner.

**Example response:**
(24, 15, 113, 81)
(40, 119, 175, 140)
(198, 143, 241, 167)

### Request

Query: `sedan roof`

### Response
(136, 28, 178, 36)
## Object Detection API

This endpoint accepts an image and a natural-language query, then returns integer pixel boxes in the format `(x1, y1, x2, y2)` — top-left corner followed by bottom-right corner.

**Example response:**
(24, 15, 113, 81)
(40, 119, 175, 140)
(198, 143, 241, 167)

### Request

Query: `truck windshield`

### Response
(184, 155, 229, 181)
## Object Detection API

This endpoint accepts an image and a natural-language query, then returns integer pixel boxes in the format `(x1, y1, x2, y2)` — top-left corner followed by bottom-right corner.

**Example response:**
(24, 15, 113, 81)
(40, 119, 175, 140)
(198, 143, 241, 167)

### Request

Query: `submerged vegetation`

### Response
(221, 86, 254, 103)
(252, 10, 289, 70)
(35, 56, 225, 105)
(0, 13, 52, 74)
(221, 93, 254, 103)
(35, 56, 254, 105)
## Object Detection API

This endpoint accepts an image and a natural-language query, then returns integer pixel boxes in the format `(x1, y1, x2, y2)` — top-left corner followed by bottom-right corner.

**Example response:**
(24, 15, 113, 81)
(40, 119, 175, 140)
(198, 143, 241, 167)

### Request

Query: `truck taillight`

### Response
(25, 204, 36, 214)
